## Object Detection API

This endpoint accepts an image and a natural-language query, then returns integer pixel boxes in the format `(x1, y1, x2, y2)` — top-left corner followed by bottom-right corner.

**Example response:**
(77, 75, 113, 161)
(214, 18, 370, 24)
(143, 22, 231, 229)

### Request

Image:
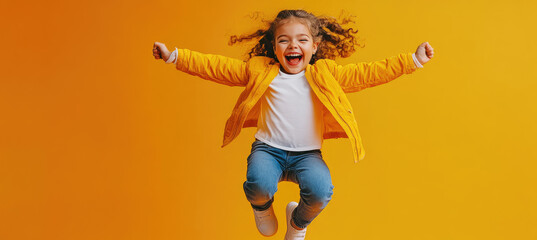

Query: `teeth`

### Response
(286, 54, 302, 57)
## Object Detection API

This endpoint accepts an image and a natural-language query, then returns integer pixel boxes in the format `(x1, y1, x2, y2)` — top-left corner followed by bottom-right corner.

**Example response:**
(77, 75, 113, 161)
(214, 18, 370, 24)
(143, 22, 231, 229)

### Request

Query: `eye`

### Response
(279, 40, 288, 43)
(300, 39, 308, 42)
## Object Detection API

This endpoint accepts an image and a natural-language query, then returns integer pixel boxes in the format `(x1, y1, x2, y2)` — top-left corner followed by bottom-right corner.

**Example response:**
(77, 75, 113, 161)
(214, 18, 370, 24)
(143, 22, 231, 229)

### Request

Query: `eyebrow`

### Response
(276, 34, 310, 40)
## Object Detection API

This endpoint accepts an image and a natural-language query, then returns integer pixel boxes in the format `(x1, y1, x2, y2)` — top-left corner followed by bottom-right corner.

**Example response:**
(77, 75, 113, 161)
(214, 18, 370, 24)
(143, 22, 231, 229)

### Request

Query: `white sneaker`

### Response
(252, 205, 278, 236)
(285, 201, 307, 240)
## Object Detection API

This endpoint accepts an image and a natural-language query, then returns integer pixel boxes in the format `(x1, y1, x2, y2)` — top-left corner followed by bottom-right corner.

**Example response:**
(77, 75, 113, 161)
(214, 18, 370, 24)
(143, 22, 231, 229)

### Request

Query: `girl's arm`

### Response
(153, 42, 249, 87)
(326, 42, 434, 93)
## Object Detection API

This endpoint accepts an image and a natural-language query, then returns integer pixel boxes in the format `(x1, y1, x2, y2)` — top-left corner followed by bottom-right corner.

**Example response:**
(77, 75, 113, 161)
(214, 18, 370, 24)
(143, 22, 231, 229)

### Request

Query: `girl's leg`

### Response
(287, 150, 334, 229)
(243, 140, 285, 211)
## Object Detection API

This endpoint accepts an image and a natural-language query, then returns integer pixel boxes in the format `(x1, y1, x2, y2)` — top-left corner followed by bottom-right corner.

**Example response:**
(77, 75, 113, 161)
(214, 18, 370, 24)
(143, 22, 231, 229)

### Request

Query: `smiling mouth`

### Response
(285, 55, 303, 65)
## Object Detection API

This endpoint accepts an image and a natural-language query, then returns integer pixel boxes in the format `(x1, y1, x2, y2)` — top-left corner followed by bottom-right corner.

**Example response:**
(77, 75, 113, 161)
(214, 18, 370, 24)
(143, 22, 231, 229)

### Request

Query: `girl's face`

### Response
(273, 19, 319, 74)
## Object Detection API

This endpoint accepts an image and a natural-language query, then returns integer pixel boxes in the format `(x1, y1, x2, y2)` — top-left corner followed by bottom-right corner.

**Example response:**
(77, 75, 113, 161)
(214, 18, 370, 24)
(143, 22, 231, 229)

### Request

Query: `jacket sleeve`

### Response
(327, 52, 418, 93)
(175, 48, 249, 87)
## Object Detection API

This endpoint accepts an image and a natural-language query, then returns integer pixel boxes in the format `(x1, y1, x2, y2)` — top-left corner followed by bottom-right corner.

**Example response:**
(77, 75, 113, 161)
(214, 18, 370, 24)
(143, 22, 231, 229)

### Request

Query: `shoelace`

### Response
(255, 209, 272, 221)
(288, 231, 306, 239)
(286, 229, 306, 240)
(291, 227, 306, 234)
(287, 225, 307, 239)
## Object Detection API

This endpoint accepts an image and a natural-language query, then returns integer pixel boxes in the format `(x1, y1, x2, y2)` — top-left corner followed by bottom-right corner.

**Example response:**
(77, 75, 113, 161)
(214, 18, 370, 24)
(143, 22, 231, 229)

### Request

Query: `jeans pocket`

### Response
(251, 139, 265, 148)
(248, 140, 264, 164)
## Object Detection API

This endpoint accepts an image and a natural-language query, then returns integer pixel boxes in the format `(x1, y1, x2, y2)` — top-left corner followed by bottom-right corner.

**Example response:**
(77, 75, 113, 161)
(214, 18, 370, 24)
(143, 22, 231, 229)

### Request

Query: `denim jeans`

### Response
(243, 138, 334, 229)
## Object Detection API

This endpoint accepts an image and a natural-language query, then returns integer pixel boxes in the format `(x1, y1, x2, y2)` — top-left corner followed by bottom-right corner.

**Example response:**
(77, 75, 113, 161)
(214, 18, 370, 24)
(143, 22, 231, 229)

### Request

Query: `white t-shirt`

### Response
(254, 69, 325, 151)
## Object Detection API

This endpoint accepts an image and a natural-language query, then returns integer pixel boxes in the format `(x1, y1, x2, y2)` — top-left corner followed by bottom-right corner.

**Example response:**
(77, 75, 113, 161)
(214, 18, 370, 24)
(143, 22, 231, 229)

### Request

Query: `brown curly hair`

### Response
(228, 9, 364, 64)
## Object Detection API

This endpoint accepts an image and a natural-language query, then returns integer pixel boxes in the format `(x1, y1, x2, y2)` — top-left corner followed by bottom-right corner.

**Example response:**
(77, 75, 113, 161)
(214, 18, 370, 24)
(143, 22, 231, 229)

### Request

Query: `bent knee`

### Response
(243, 180, 277, 202)
(304, 185, 334, 209)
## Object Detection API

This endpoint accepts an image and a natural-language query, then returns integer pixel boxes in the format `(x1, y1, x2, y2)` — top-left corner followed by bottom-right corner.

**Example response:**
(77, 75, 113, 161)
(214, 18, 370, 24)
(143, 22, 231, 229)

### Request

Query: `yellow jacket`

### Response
(175, 49, 419, 163)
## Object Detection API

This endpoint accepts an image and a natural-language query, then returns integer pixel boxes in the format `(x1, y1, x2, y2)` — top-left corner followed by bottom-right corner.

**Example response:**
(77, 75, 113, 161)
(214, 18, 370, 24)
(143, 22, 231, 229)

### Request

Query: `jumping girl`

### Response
(152, 9, 434, 240)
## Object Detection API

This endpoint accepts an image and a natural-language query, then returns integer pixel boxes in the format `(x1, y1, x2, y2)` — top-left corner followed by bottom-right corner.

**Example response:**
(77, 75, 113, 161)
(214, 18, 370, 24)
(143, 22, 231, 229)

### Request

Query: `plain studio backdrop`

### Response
(1, 0, 536, 239)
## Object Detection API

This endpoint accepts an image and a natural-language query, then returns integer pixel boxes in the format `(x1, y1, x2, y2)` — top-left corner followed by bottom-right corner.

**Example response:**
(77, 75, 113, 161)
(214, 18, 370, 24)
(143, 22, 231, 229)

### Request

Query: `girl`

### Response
(153, 9, 434, 240)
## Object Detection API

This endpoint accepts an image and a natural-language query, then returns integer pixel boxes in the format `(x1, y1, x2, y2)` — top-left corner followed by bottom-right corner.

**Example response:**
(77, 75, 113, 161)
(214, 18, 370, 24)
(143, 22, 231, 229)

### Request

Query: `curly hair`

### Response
(228, 9, 364, 64)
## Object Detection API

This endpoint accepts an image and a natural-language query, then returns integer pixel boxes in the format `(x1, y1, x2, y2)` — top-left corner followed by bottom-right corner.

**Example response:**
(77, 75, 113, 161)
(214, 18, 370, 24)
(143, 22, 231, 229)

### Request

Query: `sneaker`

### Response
(285, 201, 307, 240)
(252, 205, 278, 236)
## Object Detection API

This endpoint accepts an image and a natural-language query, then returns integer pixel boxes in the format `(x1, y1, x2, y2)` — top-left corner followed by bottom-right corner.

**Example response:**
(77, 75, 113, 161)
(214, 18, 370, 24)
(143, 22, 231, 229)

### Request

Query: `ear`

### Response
(313, 41, 319, 54)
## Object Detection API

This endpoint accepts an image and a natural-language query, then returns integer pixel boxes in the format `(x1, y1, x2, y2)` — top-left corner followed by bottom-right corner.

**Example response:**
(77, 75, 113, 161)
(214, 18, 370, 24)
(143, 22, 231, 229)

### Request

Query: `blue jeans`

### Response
(243, 139, 334, 229)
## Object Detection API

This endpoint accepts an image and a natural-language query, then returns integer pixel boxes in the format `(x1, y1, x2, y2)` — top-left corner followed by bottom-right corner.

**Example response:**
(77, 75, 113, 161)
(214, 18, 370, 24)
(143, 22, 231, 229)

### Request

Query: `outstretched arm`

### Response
(153, 41, 249, 87)
(329, 42, 434, 93)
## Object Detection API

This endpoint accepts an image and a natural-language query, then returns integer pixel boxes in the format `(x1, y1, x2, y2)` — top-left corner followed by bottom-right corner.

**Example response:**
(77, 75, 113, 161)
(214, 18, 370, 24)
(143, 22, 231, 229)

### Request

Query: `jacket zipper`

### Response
(229, 65, 278, 142)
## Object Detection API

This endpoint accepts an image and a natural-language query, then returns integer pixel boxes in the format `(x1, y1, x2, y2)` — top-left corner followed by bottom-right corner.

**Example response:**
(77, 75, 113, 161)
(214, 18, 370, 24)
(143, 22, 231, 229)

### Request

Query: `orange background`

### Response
(2, 0, 537, 239)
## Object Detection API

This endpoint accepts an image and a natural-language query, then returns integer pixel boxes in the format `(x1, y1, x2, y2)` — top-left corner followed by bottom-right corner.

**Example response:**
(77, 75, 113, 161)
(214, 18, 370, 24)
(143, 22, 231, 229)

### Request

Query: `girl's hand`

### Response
(153, 41, 171, 62)
(415, 42, 434, 65)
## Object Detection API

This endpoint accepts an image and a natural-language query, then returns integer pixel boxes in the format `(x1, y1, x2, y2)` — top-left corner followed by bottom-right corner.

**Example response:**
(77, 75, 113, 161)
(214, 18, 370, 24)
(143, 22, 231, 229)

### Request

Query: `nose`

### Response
(288, 40, 299, 49)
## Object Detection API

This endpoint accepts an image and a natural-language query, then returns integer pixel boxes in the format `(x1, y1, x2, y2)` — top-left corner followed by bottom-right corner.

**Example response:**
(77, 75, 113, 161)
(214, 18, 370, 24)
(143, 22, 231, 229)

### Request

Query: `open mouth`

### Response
(285, 54, 303, 65)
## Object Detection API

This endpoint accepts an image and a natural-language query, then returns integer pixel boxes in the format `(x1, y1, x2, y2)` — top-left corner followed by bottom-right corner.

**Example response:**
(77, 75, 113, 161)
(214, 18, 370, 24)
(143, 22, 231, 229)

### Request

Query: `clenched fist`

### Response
(153, 41, 171, 62)
(414, 42, 434, 66)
